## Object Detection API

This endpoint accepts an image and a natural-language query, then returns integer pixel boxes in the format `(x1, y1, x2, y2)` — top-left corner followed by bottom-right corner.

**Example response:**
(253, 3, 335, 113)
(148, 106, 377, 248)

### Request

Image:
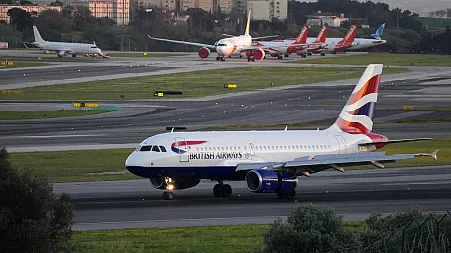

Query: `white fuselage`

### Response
(35, 41, 102, 55)
(216, 35, 252, 56)
(283, 38, 386, 51)
(126, 129, 372, 177)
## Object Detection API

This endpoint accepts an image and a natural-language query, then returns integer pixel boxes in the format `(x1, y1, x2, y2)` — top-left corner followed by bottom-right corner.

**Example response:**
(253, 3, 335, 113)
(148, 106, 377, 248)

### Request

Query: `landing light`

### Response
(166, 184, 174, 191)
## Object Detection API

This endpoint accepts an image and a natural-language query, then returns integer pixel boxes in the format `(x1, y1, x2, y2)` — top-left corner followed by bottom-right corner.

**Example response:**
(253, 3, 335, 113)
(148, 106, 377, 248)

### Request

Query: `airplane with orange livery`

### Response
(148, 11, 276, 62)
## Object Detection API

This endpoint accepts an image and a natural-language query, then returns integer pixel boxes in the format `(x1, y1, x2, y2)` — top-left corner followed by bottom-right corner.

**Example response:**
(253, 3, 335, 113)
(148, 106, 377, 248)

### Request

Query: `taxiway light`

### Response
(402, 106, 415, 110)
(73, 102, 100, 108)
(224, 84, 237, 88)
(154, 91, 183, 96)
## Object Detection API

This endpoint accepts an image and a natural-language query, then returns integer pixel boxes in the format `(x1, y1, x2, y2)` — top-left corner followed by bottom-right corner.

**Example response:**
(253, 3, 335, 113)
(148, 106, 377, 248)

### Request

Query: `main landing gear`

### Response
(216, 55, 226, 62)
(277, 189, 296, 200)
(247, 56, 255, 62)
(213, 180, 232, 198)
(162, 177, 175, 200)
(277, 55, 283, 60)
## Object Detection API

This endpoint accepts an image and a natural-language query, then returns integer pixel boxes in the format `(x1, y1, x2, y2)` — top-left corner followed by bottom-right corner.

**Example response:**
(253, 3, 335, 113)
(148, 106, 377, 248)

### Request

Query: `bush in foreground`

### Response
(0, 147, 74, 253)
(257, 204, 361, 253)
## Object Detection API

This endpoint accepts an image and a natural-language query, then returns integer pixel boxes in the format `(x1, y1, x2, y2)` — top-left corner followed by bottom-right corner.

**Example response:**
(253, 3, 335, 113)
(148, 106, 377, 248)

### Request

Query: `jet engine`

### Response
(252, 49, 266, 60)
(149, 177, 201, 190)
(245, 169, 298, 193)
(270, 53, 279, 57)
(57, 51, 66, 57)
(198, 47, 210, 58)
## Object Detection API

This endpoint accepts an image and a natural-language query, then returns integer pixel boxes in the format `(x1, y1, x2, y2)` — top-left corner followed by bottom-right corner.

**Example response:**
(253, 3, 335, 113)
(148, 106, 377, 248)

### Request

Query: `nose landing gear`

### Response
(213, 180, 232, 198)
(162, 177, 175, 200)
(216, 55, 226, 62)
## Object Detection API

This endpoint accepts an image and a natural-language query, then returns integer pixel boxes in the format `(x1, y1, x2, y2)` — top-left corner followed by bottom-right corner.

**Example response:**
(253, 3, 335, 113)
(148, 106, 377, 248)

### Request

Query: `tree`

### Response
(257, 204, 361, 253)
(0, 147, 74, 253)
(19, 0, 34, 5)
(50, 0, 63, 6)
(7, 8, 33, 32)
(73, 6, 93, 31)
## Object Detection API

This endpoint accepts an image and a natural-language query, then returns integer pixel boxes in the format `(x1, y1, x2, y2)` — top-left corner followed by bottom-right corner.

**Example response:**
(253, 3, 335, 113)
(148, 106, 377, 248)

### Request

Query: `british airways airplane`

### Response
(125, 64, 438, 200)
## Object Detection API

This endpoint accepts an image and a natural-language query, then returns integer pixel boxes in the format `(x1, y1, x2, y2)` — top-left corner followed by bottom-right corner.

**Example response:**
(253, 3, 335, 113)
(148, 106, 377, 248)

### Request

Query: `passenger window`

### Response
(140, 145, 152, 151)
(152, 146, 160, 152)
(160, 146, 167, 152)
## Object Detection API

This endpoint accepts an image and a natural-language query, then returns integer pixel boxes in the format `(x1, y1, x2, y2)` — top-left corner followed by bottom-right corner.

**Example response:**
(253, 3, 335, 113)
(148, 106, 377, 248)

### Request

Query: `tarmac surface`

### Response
(53, 165, 451, 230)
(1, 50, 450, 230)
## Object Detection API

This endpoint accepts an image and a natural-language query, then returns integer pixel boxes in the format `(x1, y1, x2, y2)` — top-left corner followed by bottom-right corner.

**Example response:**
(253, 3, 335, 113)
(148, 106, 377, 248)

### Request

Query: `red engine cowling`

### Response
(270, 53, 279, 57)
(198, 47, 210, 58)
(252, 49, 265, 60)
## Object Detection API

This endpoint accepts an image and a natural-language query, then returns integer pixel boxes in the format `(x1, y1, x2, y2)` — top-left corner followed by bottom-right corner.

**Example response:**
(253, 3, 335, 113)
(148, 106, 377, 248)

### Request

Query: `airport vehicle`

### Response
(284, 23, 386, 52)
(26, 26, 107, 58)
(125, 64, 438, 200)
(148, 11, 275, 62)
(252, 25, 310, 59)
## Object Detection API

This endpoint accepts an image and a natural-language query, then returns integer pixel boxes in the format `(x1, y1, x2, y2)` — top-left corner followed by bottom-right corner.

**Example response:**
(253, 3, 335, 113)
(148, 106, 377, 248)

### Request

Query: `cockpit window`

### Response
(152, 146, 161, 152)
(159, 146, 167, 152)
(140, 145, 152, 151)
(91, 46, 98, 48)
(217, 44, 227, 47)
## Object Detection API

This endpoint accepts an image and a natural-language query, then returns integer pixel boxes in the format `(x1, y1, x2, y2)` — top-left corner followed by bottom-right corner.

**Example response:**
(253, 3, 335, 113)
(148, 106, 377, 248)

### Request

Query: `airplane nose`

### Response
(125, 151, 149, 167)
(216, 47, 223, 56)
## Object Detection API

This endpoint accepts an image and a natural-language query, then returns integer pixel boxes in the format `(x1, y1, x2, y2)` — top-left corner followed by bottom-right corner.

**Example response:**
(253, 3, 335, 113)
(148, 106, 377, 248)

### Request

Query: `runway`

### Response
(2, 74, 451, 150)
(52, 165, 451, 230)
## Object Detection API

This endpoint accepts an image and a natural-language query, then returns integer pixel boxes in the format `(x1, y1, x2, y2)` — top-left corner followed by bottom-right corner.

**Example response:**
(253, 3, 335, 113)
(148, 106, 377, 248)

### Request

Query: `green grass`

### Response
(72, 225, 267, 253)
(0, 110, 110, 120)
(72, 222, 366, 253)
(400, 106, 451, 112)
(9, 137, 450, 183)
(10, 149, 137, 183)
(0, 61, 50, 68)
(0, 67, 409, 100)
(296, 54, 451, 67)
(109, 52, 186, 57)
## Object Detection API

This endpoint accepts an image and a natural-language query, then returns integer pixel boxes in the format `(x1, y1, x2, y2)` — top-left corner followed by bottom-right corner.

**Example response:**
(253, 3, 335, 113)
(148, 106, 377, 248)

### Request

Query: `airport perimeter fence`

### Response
(362, 211, 451, 253)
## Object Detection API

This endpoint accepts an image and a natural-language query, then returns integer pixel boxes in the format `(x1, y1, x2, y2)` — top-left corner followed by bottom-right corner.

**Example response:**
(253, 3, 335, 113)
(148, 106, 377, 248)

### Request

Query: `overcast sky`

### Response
(303, 0, 451, 16)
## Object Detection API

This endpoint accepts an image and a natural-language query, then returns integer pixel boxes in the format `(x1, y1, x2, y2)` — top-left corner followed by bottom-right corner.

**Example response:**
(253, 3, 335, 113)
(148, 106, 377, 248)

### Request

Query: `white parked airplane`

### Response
(27, 26, 107, 58)
(126, 64, 438, 200)
(148, 11, 275, 62)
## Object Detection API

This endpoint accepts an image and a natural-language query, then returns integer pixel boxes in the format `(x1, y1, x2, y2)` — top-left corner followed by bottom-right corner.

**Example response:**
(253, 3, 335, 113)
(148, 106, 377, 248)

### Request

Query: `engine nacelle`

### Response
(296, 51, 304, 56)
(252, 49, 266, 60)
(245, 170, 298, 193)
(270, 53, 279, 57)
(198, 47, 210, 58)
(149, 177, 201, 190)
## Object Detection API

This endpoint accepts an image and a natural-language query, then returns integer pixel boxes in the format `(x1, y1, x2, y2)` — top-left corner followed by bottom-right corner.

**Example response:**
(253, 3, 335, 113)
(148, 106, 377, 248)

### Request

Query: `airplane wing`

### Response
(252, 35, 278, 40)
(148, 35, 216, 49)
(235, 150, 439, 174)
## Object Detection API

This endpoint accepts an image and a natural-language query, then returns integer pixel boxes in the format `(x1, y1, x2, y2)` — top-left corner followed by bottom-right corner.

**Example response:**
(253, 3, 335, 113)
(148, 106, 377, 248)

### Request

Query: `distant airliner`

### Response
(148, 11, 276, 62)
(126, 64, 438, 200)
(27, 26, 107, 58)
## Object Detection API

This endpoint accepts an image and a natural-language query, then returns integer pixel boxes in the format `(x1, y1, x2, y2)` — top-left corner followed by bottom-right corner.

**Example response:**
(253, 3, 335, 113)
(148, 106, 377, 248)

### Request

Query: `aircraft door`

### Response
(174, 137, 189, 162)
(246, 143, 255, 161)
(334, 135, 346, 154)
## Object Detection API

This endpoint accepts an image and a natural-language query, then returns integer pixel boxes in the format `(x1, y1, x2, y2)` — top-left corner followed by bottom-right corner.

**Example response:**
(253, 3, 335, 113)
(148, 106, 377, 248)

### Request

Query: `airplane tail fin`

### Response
(328, 64, 383, 134)
(314, 25, 328, 43)
(33, 26, 45, 43)
(338, 25, 357, 46)
(293, 26, 309, 44)
(244, 11, 251, 36)
(368, 23, 385, 40)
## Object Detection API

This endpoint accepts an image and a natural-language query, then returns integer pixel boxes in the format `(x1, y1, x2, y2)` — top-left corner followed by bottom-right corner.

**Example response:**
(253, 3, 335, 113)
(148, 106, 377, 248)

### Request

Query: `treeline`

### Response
(1, 0, 451, 54)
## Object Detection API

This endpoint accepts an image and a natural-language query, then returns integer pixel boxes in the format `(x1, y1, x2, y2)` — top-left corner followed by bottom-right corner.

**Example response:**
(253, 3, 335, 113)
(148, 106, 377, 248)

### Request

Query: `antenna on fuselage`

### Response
(171, 127, 174, 133)
(284, 126, 288, 131)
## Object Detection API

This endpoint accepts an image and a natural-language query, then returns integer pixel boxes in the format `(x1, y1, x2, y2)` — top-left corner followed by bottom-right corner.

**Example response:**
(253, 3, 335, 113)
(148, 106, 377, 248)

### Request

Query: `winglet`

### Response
(245, 11, 251, 36)
(415, 149, 439, 160)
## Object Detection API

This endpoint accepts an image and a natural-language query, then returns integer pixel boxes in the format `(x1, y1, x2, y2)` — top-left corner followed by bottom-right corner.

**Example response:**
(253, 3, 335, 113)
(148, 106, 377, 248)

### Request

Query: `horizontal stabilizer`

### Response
(359, 138, 433, 146)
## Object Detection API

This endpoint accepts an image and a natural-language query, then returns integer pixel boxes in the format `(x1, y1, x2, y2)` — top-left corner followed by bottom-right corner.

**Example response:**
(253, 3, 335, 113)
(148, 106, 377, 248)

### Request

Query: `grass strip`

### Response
(296, 54, 451, 66)
(72, 222, 366, 253)
(0, 67, 409, 100)
(108, 52, 186, 57)
(0, 110, 110, 120)
(9, 137, 451, 183)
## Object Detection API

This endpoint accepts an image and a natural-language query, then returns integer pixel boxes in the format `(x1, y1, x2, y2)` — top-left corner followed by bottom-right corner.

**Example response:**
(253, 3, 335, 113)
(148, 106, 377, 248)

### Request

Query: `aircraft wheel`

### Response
(240, 55, 243, 58)
(222, 184, 232, 197)
(247, 57, 251, 62)
(307, 52, 312, 56)
(162, 191, 174, 200)
(213, 184, 222, 197)
(221, 58, 225, 62)
(216, 56, 220, 61)
(72, 54, 76, 57)
(284, 54, 289, 58)
(320, 52, 326, 56)
(251, 58, 255, 62)
(284, 189, 296, 200)
(228, 55, 232, 58)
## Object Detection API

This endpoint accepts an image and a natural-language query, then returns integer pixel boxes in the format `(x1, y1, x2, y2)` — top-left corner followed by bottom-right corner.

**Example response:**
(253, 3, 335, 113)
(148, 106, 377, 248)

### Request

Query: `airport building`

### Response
(89, 0, 114, 19)
(246, 0, 287, 20)
(0, 5, 61, 23)
(63, 0, 130, 25)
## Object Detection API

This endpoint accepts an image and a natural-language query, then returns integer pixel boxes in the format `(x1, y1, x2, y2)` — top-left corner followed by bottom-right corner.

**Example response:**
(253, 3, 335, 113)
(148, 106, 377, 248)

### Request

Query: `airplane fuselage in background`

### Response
(34, 41, 102, 56)
(215, 35, 252, 56)
(283, 38, 386, 51)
